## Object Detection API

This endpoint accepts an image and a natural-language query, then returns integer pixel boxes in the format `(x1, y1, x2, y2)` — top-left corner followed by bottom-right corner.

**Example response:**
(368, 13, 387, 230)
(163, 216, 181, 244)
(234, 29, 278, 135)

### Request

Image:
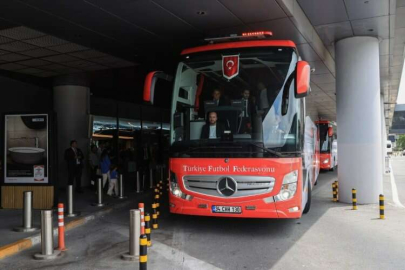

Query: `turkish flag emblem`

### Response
(222, 55, 239, 80)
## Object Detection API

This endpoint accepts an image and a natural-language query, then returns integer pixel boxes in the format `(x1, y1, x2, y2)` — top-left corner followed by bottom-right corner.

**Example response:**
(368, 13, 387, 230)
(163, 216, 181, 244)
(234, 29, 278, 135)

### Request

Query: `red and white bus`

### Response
(315, 120, 337, 171)
(144, 32, 320, 218)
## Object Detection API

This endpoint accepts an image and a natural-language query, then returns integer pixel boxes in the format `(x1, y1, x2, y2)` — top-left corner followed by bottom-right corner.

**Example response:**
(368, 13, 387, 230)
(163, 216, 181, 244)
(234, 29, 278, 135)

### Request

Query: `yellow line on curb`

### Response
(0, 215, 88, 260)
(0, 200, 128, 260)
(65, 217, 86, 230)
(0, 239, 32, 260)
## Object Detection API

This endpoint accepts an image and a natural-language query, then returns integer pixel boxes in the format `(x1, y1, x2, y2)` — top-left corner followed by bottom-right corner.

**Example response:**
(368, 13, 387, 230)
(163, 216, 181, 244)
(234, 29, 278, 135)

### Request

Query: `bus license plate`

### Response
(212, 206, 242, 214)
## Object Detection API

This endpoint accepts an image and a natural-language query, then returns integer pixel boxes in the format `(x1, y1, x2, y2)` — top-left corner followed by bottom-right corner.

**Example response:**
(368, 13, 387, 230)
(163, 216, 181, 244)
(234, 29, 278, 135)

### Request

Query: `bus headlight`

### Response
(170, 171, 193, 201)
(170, 171, 183, 198)
(323, 159, 329, 164)
(275, 170, 298, 202)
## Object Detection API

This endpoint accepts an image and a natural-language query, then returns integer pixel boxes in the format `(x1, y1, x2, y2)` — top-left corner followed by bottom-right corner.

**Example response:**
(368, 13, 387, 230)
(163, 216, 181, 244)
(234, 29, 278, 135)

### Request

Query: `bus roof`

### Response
(181, 40, 297, 55)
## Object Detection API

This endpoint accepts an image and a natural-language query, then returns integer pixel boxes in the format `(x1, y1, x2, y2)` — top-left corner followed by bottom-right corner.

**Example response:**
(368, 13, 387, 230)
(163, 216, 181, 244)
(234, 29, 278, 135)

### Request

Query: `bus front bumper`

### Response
(169, 194, 302, 219)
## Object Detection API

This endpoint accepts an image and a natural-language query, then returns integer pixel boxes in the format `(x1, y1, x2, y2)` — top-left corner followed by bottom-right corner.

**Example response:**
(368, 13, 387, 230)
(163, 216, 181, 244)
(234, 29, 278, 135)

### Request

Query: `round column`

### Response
(53, 74, 90, 187)
(381, 94, 387, 172)
(336, 36, 383, 204)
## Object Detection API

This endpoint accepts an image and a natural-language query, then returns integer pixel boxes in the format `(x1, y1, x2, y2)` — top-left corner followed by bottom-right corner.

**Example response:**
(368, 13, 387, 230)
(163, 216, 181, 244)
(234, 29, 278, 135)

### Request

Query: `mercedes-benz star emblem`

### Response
(217, 177, 237, 197)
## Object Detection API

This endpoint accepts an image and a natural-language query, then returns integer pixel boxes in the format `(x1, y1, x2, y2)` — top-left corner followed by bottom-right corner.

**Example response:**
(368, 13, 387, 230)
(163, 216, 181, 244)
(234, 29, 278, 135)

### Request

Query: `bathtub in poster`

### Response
(4, 114, 48, 184)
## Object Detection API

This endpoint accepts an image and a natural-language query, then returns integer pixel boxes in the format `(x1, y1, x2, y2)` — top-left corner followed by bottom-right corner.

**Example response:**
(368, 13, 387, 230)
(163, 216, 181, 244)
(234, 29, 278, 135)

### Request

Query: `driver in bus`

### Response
(200, 112, 225, 139)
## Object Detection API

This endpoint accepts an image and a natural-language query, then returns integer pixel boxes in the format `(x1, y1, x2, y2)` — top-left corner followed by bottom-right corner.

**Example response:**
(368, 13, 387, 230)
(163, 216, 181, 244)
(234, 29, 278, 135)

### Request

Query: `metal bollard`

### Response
(66, 185, 80, 217)
(335, 181, 339, 201)
(57, 203, 66, 251)
(145, 213, 151, 247)
(332, 183, 337, 202)
(92, 178, 105, 207)
(13, 191, 39, 232)
(155, 194, 160, 216)
(33, 210, 61, 260)
(380, 194, 385, 219)
(118, 174, 127, 199)
(152, 203, 158, 230)
(122, 209, 141, 261)
(149, 168, 154, 189)
(352, 189, 357, 210)
(136, 171, 141, 193)
(139, 234, 148, 270)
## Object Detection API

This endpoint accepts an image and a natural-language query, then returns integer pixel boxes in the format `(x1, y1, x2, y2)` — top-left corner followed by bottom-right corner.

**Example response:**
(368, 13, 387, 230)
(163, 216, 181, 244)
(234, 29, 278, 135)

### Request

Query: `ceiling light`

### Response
(196, 11, 207, 16)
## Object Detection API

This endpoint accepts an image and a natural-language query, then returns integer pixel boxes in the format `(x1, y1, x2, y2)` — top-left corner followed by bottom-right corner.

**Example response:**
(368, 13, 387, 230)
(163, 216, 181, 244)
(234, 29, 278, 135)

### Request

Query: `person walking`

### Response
(107, 164, 119, 197)
(100, 149, 111, 191)
(64, 140, 84, 193)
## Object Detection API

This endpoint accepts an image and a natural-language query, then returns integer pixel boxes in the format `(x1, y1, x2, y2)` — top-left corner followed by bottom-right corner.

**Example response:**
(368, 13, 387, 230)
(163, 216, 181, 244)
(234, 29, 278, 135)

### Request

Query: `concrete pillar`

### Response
(53, 74, 90, 188)
(336, 36, 383, 204)
(381, 94, 387, 172)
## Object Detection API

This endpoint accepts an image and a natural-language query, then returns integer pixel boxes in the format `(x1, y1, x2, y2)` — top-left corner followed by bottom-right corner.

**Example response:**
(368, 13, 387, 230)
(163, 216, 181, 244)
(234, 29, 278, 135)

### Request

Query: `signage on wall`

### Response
(4, 114, 49, 184)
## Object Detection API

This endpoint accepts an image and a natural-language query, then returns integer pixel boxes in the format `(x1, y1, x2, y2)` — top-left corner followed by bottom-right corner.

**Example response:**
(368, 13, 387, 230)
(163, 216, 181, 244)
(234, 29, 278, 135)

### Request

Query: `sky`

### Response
(397, 62, 405, 104)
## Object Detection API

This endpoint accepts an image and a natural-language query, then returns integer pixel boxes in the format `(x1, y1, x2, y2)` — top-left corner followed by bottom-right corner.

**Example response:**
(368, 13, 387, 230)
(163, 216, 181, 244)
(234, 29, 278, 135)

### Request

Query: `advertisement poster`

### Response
(4, 114, 48, 184)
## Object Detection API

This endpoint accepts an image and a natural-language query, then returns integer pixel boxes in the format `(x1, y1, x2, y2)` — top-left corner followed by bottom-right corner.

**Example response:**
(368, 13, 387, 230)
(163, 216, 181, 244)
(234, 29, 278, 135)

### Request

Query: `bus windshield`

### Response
(170, 47, 302, 158)
(319, 124, 330, 153)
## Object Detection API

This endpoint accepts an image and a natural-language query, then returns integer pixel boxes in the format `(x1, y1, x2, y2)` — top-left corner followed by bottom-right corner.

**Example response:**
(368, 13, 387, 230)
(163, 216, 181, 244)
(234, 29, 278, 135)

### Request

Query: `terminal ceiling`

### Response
(0, 0, 403, 128)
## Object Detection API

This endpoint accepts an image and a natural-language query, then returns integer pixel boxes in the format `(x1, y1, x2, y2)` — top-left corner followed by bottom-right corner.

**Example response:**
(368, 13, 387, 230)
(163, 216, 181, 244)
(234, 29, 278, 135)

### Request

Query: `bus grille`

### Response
(183, 175, 275, 198)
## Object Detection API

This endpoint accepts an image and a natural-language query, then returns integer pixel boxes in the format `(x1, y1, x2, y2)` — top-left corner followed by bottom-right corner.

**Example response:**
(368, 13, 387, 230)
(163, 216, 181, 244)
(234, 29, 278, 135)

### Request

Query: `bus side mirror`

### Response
(143, 71, 173, 105)
(295, 61, 310, 98)
(328, 127, 333, 137)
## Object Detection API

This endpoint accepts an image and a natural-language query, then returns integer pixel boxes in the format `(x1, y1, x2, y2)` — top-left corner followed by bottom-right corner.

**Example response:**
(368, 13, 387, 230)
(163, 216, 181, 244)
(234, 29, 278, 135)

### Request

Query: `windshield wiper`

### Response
(246, 143, 283, 157)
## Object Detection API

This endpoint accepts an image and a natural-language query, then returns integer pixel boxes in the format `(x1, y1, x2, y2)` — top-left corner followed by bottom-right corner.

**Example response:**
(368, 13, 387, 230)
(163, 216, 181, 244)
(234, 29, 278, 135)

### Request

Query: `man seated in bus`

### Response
(212, 89, 227, 106)
(200, 111, 225, 139)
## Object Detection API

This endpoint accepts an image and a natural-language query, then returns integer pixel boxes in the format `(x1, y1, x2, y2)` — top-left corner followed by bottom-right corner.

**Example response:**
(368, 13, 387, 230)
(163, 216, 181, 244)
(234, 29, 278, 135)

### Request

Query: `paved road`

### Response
(390, 156, 405, 204)
(2, 170, 405, 270)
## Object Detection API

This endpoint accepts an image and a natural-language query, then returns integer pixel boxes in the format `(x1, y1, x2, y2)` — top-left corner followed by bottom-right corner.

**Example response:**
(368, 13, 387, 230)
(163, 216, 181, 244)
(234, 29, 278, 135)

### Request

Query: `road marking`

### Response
(152, 241, 222, 270)
(389, 162, 405, 208)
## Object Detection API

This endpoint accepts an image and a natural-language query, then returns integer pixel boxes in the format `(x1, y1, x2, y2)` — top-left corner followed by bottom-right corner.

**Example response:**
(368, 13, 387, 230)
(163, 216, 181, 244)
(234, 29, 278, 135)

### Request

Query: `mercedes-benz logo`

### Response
(217, 177, 237, 197)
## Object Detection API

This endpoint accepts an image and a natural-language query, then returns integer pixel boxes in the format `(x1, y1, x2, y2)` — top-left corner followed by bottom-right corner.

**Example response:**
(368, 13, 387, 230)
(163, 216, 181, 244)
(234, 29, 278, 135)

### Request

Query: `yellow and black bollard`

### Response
(145, 212, 152, 247)
(332, 183, 337, 202)
(154, 194, 160, 216)
(139, 234, 148, 270)
(335, 181, 339, 201)
(379, 194, 385, 219)
(352, 189, 357, 210)
(159, 181, 163, 196)
(152, 203, 158, 229)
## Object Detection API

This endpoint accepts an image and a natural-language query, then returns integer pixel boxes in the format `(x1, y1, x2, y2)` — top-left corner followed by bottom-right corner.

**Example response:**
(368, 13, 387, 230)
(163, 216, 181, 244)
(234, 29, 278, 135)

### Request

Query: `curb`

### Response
(0, 194, 144, 260)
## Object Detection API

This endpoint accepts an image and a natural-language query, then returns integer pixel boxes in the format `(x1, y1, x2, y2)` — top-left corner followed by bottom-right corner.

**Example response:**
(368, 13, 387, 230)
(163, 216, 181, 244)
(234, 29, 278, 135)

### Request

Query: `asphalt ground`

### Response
(1, 168, 405, 270)
(390, 156, 405, 204)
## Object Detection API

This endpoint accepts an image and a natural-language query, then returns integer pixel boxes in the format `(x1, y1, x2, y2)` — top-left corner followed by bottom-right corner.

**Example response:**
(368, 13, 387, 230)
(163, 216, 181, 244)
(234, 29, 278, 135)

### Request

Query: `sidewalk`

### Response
(0, 186, 154, 260)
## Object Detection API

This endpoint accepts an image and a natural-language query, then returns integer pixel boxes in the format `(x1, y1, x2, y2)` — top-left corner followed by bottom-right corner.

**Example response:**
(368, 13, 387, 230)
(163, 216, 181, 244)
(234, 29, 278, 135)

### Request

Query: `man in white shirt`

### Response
(201, 112, 225, 139)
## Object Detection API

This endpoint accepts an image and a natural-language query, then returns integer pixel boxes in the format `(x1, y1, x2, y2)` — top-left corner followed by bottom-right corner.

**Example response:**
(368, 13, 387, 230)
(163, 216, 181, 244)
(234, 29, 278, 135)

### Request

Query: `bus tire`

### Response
(303, 181, 312, 214)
